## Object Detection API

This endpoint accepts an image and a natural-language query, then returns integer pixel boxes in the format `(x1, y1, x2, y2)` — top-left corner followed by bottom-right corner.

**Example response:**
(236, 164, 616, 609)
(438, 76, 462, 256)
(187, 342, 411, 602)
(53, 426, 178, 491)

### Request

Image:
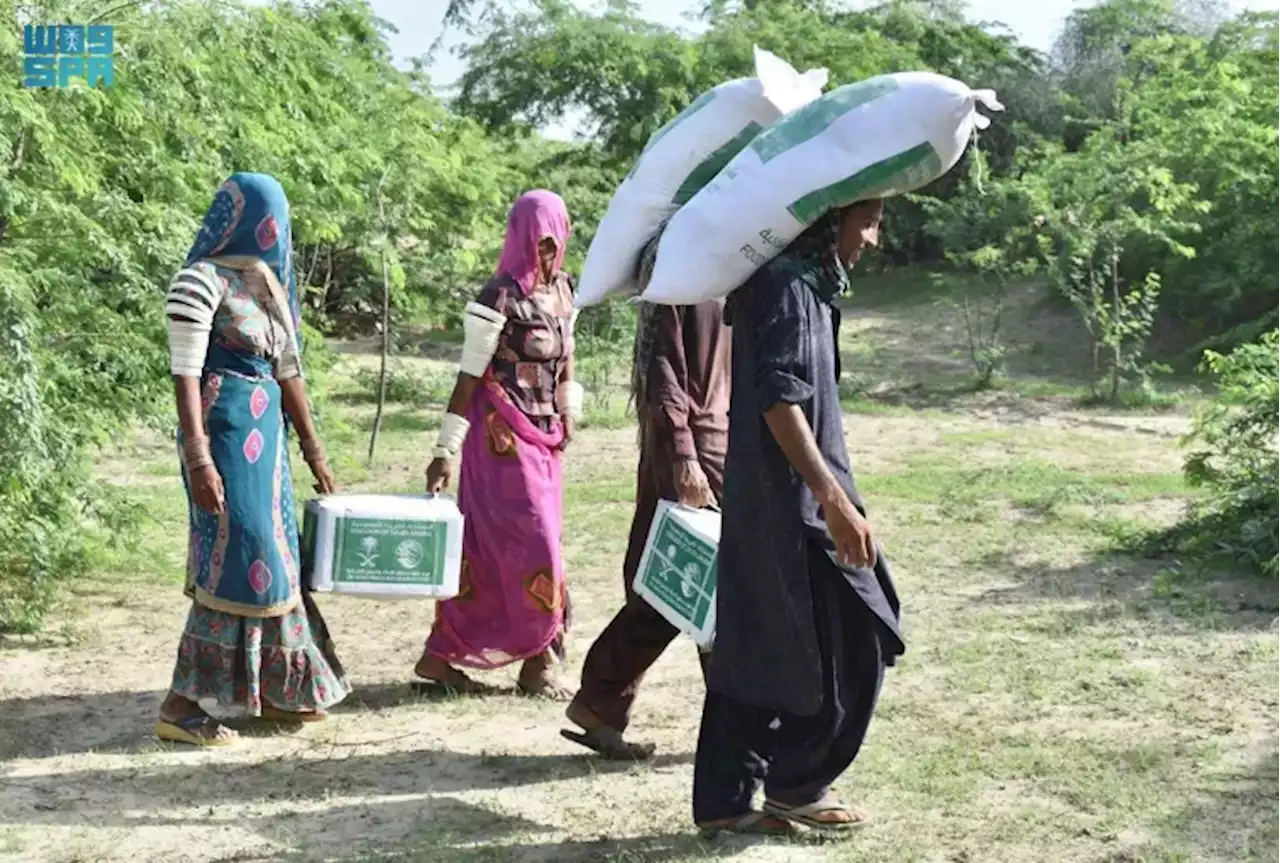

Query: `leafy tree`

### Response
(1179, 330, 1279, 577)
(1040, 127, 1205, 401)
(454, 0, 1050, 269)
(917, 149, 1050, 387)
(1115, 22, 1279, 343)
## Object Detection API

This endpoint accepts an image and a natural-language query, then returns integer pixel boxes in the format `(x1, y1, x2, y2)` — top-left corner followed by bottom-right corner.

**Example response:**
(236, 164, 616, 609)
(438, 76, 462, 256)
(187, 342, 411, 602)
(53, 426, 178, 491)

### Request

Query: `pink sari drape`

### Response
(425, 381, 567, 669)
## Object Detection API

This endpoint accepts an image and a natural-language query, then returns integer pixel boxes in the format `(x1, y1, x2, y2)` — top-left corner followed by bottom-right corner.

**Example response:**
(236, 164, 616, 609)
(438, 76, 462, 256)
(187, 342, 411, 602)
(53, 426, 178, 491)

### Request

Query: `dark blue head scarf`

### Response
(185, 172, 301, 348)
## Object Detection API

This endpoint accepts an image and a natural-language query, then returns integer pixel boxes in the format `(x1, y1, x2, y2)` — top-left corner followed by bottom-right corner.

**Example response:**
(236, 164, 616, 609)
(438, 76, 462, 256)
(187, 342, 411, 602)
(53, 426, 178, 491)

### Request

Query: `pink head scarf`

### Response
(496, 190, 571, 296)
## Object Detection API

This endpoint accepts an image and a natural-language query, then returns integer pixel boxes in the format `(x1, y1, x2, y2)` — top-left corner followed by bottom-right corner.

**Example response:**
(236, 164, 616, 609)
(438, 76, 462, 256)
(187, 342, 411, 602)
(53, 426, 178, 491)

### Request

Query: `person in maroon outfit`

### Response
(562, 237, 731, 759)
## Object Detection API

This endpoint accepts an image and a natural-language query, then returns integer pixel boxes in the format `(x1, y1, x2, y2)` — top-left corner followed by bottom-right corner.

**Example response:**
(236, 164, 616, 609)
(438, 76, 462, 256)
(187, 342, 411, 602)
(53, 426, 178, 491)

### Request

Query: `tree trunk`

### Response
(367, 248, 391, 465)
(367, 169, 393, 466)
(1087, 261, 1102, 399)
(322, 248, 336, 313)
(302, 244, 322, 298)
(1109, 252, 1122, 402)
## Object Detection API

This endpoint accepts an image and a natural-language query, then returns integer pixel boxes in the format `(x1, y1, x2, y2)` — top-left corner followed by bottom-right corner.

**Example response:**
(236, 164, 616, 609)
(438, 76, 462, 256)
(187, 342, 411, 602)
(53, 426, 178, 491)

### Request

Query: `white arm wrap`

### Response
(566, 308, 580, 355)
(166, 265, 224, 327)
(433, 412, 471, 460)
(166, 266, 225, 378)
(168, 319, 210, 378)
(460, 301, 507, 377)
(560, 380, 585, 422)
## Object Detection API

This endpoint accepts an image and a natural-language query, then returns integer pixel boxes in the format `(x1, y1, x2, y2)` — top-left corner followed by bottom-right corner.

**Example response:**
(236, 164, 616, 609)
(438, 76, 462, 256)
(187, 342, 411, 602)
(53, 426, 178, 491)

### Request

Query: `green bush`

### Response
(350, 363, 456, 408)
(1179, 330, 1279, 577)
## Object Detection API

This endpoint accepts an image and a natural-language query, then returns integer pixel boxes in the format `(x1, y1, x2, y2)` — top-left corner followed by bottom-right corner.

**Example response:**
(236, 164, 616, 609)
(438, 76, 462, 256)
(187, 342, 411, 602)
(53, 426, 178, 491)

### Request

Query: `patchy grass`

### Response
(0, 285, 1274, 863)
(838, 268, 1207, 414)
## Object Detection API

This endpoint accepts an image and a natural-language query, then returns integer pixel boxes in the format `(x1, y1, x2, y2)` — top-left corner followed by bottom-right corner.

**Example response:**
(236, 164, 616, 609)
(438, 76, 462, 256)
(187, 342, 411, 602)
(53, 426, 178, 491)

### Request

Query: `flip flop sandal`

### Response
(697, 811, 798, 838)
(763, 796, 870, 831)
(259, 706, 327, 724)
(560, 727, 656, 761)
(155, 715, 238, 747)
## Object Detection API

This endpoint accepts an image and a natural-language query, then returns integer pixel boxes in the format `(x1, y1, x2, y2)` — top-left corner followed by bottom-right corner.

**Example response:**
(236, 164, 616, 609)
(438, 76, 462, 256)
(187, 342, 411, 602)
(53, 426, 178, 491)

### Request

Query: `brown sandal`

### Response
(560, 727, 656, 760)
(697, 811, 798, 837)
(763, 794, 870, 831)
(259, 706, 327, 724)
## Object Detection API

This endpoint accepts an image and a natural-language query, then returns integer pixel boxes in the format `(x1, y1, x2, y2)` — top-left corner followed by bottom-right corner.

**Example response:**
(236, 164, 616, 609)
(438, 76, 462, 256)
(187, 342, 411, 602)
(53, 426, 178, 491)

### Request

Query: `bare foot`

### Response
(517, 654, 571, 700)
(412, 654, 494, 695)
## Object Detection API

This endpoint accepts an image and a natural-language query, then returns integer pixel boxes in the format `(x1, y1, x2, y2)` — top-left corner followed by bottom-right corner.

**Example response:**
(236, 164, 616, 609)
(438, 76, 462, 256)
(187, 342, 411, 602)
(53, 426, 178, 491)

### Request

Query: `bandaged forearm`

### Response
(299, 438, 327, 466)
(182, 436, 214, 473)
(460, 302, 507, 377)
(168, 318, 211, 378)
(166, 265, 223, 378)
(560, 380, 585, 422)
(433, 412, 471, 460)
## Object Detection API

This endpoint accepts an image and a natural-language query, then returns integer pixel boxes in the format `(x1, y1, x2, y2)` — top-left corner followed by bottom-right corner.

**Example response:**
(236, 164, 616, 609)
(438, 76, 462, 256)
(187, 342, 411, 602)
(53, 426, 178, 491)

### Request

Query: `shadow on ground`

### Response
(0, 682, 692, 762)
(973, 548, 1279, 633)
(1157, 748, 1279, 861)
(1, 738, 697, 855)
(208, 827, 787, 863)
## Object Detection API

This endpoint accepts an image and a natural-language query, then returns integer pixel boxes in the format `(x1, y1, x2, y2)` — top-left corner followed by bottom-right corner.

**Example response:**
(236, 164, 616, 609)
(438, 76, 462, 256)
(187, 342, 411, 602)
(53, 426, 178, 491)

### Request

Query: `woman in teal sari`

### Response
(157, 172, 348, 746)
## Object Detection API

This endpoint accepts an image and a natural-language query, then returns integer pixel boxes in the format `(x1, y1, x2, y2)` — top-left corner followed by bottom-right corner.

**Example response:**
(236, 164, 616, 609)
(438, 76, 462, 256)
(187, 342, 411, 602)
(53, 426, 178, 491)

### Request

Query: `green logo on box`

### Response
(640, 512, 717, 629)
(333, 517, 447, 585)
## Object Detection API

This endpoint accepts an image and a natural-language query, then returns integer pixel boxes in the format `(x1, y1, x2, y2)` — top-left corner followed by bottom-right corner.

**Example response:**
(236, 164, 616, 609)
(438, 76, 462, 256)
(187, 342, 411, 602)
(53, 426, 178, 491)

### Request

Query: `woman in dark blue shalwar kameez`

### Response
(694, 199, 905, 835)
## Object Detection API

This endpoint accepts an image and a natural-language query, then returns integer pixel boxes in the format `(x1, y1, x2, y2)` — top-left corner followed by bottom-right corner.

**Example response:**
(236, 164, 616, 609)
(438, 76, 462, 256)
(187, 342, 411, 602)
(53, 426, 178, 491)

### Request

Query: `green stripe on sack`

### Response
(672, 121, 763, 205)
(749, 76, 899, 164)
(788, 142, 943, 225)
(626, 89, 719, 181)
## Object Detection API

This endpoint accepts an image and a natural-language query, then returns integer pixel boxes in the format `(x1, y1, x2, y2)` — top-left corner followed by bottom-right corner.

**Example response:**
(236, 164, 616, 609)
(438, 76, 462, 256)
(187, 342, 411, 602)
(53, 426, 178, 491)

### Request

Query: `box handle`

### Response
(672, 502, 721, 514)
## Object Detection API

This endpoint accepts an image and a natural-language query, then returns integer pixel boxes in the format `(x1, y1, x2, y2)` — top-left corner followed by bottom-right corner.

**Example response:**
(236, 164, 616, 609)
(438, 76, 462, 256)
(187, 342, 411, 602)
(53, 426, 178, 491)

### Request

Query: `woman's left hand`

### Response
(560, 414, 575, 451)
(310, 458, 337, 494)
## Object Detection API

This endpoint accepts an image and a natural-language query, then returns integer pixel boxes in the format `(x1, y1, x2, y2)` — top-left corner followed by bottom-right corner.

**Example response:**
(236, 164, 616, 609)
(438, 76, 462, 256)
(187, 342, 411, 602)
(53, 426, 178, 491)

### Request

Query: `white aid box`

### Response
(302, 494, 464, 600)
(633, 501, 720, 648)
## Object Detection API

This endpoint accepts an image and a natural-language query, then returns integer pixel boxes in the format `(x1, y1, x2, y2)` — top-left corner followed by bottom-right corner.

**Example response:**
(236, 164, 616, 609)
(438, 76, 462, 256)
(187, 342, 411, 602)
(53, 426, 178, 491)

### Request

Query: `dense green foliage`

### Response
(1180, 330, 1279, 577)
(1, 0, 1276, 630)
(1, 0, 525, 630)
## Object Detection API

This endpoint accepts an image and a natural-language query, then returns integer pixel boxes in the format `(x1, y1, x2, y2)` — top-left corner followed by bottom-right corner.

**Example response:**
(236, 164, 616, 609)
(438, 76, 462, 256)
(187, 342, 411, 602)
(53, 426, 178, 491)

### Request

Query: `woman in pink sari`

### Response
(416, 190, 582, 698)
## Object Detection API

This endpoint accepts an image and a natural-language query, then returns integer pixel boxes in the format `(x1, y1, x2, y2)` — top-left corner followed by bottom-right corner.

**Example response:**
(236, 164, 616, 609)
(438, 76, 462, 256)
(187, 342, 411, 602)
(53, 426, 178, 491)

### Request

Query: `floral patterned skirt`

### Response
(169, 592, 348, 715)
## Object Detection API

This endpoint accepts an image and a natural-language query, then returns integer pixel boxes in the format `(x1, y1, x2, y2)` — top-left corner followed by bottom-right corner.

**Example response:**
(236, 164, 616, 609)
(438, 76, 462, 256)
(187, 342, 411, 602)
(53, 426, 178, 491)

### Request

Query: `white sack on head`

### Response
(640, 72, 1004, 307)
(573, 45, 829, 309)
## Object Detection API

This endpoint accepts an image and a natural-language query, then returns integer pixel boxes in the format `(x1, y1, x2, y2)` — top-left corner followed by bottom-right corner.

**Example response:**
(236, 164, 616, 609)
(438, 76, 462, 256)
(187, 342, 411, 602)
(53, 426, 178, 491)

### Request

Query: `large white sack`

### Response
(573, 46, 828, 309)
(640, 72, 1004, 306)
